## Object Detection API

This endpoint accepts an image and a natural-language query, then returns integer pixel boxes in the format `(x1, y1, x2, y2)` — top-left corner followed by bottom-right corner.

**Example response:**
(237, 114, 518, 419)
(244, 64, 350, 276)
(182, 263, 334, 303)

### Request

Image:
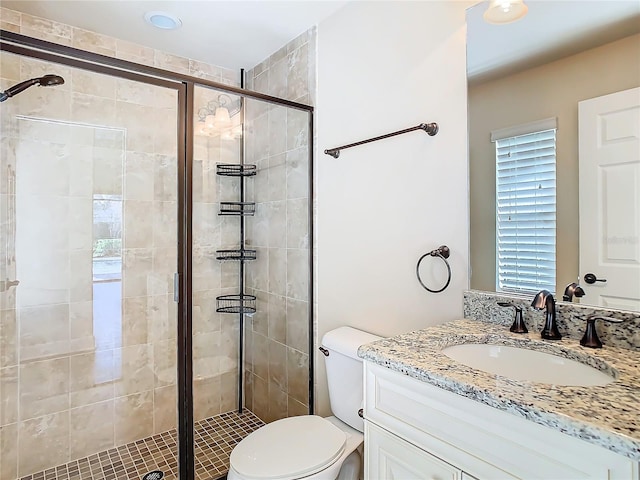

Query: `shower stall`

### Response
(0, 29, 313, 480)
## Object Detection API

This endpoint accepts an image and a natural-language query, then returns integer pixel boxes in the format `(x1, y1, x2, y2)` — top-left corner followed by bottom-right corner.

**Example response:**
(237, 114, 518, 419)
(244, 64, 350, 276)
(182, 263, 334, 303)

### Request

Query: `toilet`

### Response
(228, 326, 382, 480)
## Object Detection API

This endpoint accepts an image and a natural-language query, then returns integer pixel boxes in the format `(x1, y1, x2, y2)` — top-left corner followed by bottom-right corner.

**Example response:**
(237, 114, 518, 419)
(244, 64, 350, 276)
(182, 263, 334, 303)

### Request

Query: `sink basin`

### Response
(442, 344, 614, 386)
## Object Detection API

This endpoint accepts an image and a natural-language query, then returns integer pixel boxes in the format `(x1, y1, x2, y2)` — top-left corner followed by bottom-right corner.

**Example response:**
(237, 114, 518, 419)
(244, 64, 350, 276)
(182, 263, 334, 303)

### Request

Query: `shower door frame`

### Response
(0, 29, 315, 480)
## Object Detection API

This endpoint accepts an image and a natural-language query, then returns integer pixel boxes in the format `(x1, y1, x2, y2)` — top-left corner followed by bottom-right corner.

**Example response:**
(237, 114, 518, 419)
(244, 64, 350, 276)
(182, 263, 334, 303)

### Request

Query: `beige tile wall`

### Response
(191, 91, 243, 419)
(243, 29, 315, 423)
(0, 7, 240, 478)
(0, 49, 179, 478)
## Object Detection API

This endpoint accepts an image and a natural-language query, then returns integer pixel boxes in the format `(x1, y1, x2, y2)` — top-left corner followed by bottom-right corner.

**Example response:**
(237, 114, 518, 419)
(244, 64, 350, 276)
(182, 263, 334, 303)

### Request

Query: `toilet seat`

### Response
(230, 415, 347, 480)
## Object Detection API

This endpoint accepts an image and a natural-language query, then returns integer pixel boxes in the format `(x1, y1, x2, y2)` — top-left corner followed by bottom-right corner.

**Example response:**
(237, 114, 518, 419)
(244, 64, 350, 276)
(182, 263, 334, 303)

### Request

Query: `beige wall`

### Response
(315, 1, 472, 416)
(243, 29, 315, 423)
(469, 33, 640, 294)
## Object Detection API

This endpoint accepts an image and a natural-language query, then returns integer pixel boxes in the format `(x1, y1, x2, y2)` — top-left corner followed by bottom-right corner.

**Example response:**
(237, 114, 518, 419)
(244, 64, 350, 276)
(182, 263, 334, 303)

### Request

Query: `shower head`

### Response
(0, 74, 65, 102)
(38, 74, 65, 87)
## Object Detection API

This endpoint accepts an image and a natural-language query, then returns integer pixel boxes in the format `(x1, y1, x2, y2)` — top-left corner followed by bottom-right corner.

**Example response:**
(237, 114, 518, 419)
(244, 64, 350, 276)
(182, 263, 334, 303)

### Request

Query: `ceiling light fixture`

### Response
(483, 0, 528, 25)
(144, 11, 182, 30)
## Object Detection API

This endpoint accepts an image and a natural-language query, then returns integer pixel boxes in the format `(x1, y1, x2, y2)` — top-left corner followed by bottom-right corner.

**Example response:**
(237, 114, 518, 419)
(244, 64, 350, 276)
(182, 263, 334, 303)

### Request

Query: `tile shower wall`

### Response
(243, 30, 315, 422)
(0, 50, 178, 479)
(191, 86, 243, 422)
(0, 7, 239, 478)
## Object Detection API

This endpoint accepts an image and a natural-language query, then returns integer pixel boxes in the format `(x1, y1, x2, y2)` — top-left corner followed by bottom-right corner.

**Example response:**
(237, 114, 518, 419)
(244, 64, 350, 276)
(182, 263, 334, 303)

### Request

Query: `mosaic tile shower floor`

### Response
(18, 410, 264, 480)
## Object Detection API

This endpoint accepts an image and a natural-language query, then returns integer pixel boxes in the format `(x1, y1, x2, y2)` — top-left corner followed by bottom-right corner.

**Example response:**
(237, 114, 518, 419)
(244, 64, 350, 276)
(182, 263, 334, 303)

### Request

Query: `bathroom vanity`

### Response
(359, 319, 640, 479)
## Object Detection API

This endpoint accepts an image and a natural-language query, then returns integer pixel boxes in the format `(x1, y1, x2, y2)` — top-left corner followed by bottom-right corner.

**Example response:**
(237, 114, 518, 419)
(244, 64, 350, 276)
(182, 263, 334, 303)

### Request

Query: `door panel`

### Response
(578, 87, 640, 311)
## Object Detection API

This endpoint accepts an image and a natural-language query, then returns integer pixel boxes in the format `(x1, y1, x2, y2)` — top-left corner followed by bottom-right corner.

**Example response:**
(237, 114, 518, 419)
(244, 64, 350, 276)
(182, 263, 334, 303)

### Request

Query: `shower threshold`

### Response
(18, 409, 264, 480)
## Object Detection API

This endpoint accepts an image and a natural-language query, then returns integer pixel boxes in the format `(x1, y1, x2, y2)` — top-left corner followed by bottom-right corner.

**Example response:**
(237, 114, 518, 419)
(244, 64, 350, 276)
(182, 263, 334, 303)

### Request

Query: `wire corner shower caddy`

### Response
(215, 161, 257, 414)
(215, 162, 257, 315)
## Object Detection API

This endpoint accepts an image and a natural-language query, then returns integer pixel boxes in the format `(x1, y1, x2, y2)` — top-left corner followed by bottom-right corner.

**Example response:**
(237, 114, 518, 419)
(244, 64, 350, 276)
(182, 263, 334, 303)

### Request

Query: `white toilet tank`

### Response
(321, 326, 382, 433)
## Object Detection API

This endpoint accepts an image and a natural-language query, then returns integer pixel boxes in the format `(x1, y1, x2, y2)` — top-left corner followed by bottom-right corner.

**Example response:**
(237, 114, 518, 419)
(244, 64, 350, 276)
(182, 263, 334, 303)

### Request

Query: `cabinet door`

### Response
(366, 422, 461, 480)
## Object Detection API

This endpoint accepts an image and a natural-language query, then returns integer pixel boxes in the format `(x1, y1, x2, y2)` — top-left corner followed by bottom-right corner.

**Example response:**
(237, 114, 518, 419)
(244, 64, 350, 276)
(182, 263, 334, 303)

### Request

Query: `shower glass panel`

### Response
(190, 86, 312, 477)
(190, 85, 257, 479)
(243, 99, 311, 423)
(0, 50, 179, 479)
(191, 85, 243, 418)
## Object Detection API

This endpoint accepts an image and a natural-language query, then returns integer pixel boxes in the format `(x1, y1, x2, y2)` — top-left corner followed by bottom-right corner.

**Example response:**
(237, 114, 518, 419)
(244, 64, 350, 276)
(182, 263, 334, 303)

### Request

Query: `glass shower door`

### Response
(0, 50, 181, 479)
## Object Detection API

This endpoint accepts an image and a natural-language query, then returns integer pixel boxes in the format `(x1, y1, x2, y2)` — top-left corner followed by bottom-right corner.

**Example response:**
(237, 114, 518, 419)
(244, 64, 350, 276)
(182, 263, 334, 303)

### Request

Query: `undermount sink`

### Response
(442, 343, 615, 386)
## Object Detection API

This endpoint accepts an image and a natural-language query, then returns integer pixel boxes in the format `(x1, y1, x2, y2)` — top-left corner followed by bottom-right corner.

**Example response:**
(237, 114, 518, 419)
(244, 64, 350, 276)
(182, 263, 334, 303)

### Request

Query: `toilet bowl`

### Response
(228, 416, 362, 480)
(228, 327, 382, 480)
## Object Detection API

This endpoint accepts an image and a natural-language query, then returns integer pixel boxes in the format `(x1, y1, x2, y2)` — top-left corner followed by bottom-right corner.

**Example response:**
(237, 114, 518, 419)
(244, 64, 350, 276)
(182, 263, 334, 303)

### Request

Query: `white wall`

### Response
(315, 1, 473, 415)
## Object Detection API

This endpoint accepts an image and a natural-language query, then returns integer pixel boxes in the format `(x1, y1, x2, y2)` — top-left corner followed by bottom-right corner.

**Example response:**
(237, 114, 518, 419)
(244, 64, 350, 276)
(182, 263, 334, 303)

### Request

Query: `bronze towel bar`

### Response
(324, 122, 438, 158)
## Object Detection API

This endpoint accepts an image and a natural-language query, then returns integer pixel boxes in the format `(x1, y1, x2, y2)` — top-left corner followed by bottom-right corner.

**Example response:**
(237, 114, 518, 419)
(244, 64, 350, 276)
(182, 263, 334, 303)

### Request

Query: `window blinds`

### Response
(495, 128, 556, 294)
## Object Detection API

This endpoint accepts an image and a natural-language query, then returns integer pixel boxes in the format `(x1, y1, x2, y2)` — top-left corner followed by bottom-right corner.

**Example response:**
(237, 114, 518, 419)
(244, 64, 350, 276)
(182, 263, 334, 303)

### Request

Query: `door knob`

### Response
(584, 273, 607, 284)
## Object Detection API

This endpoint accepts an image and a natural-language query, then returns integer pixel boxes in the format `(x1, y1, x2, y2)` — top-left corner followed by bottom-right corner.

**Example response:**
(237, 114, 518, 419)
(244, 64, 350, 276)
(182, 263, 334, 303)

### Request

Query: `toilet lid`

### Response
(231, 415, 347, 480)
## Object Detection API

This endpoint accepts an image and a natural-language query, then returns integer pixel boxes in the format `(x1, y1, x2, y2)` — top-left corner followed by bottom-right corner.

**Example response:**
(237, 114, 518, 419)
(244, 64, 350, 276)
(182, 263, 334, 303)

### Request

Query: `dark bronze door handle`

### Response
(584, 273, 607, 284)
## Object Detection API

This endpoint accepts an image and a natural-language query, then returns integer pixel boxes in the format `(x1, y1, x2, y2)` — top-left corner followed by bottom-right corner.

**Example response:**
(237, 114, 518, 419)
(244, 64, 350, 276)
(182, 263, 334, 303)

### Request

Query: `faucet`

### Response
(531, 290, 561, 340)
(580, 315, 624, 348)
(497, 301, 528, 333)
(562, 282, 585, 302)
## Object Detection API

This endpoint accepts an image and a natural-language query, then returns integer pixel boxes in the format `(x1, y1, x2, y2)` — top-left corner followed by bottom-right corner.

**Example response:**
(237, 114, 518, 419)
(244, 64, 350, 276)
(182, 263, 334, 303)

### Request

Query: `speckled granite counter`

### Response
(358, 319, 640, 461)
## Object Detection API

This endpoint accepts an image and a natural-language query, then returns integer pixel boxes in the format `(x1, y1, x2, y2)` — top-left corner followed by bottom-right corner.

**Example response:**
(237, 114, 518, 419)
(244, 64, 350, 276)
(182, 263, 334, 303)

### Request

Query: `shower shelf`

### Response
(219, 201, 256, 216)
(216, 163, 257, 177)
(215, 249, 257, 261)
(216, 294, 257, 314)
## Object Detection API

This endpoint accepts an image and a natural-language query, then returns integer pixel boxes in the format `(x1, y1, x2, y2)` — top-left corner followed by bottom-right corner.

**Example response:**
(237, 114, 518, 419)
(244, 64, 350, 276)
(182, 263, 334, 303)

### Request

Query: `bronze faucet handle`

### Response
(580, 315, 623, 348)
(497, 302, 528, 334)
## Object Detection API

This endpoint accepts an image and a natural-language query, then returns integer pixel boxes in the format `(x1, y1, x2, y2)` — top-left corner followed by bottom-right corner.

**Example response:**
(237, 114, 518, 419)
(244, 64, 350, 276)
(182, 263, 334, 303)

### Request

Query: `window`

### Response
(492, 118, 557, 294)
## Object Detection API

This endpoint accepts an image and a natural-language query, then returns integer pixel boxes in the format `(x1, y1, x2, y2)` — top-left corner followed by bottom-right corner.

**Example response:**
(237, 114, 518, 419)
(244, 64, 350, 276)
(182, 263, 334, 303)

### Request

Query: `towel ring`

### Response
(416, 245, 451, 293)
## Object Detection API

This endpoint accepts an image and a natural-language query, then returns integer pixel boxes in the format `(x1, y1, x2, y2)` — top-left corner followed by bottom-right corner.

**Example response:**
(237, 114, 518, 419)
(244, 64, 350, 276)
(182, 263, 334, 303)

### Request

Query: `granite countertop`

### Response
(358, 319, 640, 461)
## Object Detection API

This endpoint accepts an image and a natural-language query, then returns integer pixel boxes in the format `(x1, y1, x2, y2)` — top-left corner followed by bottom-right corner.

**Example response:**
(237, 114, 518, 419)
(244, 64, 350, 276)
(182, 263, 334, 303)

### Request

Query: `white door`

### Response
(578, 87, 640, 311)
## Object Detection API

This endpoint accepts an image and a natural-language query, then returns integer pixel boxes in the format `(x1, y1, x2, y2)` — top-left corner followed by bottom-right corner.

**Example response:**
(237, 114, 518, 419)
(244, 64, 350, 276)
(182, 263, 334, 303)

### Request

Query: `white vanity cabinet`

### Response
(363, 362, 638, 480)
(366, 421, 464, 480)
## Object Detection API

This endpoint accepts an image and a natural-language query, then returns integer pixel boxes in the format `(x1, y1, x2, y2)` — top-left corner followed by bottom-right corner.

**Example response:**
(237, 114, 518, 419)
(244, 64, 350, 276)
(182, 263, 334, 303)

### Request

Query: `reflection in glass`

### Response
(93, 193, 123, 356)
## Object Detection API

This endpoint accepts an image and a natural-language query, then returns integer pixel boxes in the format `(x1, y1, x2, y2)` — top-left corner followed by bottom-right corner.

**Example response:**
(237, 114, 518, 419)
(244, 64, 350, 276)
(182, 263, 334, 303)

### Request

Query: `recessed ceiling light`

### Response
(144, 11, 182, 30)
(483, 0, 528, 25)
